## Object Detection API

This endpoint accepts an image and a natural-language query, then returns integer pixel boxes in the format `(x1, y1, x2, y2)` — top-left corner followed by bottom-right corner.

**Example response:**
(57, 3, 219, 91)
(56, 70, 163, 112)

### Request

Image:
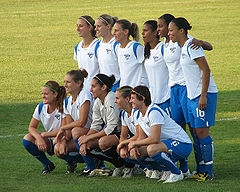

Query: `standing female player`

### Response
(78, 74, 128, 176)
(55, 69, 97, 174)
(95, 14, 120, 92)
(113, 19, 148, 88)
(168, 17, 218, 181)
(74, 15, 100, 91)
(22, 81, 66, 174)
(142, 20, 170, 115)
(124, 86, 192, 183)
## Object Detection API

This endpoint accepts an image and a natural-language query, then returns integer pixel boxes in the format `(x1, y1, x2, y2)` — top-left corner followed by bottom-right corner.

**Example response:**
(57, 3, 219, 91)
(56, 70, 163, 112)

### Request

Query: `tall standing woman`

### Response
(23, 81, 66, 174)
(95, 14, 120, 92)
(74, 15, 100, 91)
(113, 19, 148, 88)
(168, 17, 218, 181)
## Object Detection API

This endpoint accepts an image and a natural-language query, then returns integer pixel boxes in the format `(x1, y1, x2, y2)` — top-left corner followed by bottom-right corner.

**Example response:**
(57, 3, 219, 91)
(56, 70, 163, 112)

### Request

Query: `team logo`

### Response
(181, 53, 187, 59)
(170, 47, 176, 53)
(55, 114, 61, 120)
(106, 49, 111, 54)
(153, 56, 160, 62)
(77, 104, 80, 109)
(88, 52, 94, 58)
(124, 54, 131, 60)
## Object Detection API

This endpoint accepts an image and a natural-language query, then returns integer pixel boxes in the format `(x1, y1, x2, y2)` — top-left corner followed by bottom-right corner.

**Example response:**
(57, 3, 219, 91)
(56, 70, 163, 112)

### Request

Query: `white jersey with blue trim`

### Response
(97, 38, 120, 84)
(63, 89, 93, 129)
(33, 104, 64, 132)
(180, 39, 218, 100)
(116, 41, 149, 87)
(144, 41, 170, 104)
(138, 103, 192, 144)
(163, 35, 193, 87)
(121, 108, 142, 136)
(74, 38, 100, 91)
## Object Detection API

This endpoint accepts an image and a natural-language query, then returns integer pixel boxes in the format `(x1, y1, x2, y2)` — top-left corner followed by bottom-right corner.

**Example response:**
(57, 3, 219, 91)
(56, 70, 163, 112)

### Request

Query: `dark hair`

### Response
(98, 14, 118, 29)
(94, 74, 115, 92)
(144, 20, 159, 59)
(79, 15, 96, 37)
(158, 13, 175, 26)
(45, 81, 67, 113)
(66, 69, 88, 89)
(116, 86, 133, 99)
(171, 17, 192, 35)
(131, 86, 151, 106)
(116, 19, 140, 41)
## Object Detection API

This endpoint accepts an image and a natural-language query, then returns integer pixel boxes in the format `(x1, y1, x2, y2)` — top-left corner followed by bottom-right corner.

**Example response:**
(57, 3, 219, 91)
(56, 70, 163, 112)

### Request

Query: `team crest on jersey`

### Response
(88, 52, 94, 58)
(181, 53, 188, 59)
(55, 114, 61, 120)
(153, 56, 160, 62)
(124, 54, 131, 60)
(77, 104, 80, 110)
(106, 49, 111, 54)
(170, 47, 176, 53)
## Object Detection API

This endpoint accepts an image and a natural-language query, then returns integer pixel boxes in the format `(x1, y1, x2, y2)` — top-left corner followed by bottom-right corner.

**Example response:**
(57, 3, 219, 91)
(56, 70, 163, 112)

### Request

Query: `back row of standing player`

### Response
(74, 13, 218, 180)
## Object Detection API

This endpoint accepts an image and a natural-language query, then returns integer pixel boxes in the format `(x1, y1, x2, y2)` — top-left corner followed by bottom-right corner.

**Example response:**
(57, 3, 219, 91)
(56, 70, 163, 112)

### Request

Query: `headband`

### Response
(98, 16, 109, 25)
(95, 76, 106, 86)
(44, 84, 56, 92)
(131, 89, 145, 98)
(80, 16, 93, 28)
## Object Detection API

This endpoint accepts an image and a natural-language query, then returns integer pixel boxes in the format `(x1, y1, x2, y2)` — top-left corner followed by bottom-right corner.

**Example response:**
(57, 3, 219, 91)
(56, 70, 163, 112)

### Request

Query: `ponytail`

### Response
(116, 19, 140, 41)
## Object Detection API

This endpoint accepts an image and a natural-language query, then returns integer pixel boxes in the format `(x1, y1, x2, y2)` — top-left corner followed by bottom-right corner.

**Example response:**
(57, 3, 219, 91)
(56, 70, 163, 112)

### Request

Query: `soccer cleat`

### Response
(89, 169, 112, 176)
(42, 162, 55, 174)
(133, 164, 144, 175)
(189, 171, 204, 179)
(78, 168, 92, 177)
(122, 167, 134, 178)
(183, 169, 191, 178)
(144, 168, 153, 178)
(112, 166, 124, 177)
(158, 171, 171, 181)
(196, 173, 214, 181)
(150, 170, 162, 179)
(163, 171, 184, 183)
(66, 163, 77, 174)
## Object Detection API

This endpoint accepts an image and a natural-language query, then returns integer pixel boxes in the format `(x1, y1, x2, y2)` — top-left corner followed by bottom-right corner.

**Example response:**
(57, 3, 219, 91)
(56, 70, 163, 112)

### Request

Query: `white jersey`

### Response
(138, 103, 192, 144)
(116, 41, 149, 87)
(180, 39, 218, 100)
(144, 42, 170, 104)
(64, 89, 93, 129)
(163, 36, 193, 87)
(33, 103, 63, 132)
(121, 108, 141, 136)
(74, 38, 100, 90)
(97, 38, 120, 84)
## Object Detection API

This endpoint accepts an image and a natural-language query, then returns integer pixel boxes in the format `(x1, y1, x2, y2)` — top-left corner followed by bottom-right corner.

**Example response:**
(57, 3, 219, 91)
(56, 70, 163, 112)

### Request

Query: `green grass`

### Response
(0, 0, 240, 191)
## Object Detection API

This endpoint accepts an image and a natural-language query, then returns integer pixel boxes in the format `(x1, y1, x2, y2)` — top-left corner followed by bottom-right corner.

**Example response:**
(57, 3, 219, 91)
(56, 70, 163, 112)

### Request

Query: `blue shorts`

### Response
(155, 99, 171, 117)
(187, 93, 217, 128)
(170, 84, 189, 125)
(162, 139, 192, 163)
(111, 81, 120, 93)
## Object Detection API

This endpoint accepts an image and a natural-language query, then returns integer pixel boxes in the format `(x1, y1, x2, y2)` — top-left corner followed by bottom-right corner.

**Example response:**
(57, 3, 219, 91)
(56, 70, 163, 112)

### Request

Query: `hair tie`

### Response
(44, 84, 56, 92)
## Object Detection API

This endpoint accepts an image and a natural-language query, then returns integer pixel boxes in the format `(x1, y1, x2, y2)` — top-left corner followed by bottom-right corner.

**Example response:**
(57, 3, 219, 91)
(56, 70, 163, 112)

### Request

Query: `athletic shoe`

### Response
(78, 168, 92, 177)
(163, 171, 184, 183)
(196, 173, 214, 181)
(189, 171, 204, 179)
(112, 166, 124, 177)
(150, 170, 162, 179)
(89, 169, 112, 176)
(144, 169, 153, 178)
(158, 171, 171, 181)
(66, 163, 77, 174)
(42, 162, 55, 174)
(122, 167, 134, 178)
(183, 169, 191, 178)
(133, 164, 144, 175)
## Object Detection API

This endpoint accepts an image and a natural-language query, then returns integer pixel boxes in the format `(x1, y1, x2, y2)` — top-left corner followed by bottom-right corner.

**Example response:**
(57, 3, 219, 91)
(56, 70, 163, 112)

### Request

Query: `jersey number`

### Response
(196, 108, 205, 118)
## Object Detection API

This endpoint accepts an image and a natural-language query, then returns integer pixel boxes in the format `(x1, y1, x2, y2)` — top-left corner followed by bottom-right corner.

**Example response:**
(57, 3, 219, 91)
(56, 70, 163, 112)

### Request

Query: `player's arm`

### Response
(119, 125, 129, 143)
(190, 38, 213, 51)
(194, 56, 210, 110)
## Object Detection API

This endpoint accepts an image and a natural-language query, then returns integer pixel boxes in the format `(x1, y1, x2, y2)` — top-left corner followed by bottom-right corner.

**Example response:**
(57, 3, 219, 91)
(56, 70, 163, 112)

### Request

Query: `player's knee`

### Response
(147, 144, 161, 156)
(98, 137, 110, 151)
(23, 133, 34, 142)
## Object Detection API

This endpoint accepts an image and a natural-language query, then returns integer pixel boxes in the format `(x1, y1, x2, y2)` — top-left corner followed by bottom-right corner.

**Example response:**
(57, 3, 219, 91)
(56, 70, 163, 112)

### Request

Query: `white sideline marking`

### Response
(0, 117, 239, 138)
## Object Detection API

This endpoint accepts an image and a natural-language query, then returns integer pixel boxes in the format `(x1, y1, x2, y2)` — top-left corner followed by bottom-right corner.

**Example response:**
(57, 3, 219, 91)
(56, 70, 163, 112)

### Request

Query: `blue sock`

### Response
(200, 136, 214, 176)
(22, 139, 50, 166)
(192, 134, 205, 174)
(179, 158, 188, 173)
(74, 139, 96, 170)
(150, 152, 181, 175)
(59, 153, 84, 165)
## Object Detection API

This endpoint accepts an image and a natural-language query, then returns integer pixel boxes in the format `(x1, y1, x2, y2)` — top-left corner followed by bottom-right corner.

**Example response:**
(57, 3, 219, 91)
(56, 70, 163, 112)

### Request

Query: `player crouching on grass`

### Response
(117, 86, 192, 183)
(22, 81, 66, 174)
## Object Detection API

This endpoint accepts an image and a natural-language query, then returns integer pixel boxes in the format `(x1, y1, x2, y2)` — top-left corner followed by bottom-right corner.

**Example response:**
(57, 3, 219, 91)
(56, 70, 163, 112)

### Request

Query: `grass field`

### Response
(0, 0, 240, 191)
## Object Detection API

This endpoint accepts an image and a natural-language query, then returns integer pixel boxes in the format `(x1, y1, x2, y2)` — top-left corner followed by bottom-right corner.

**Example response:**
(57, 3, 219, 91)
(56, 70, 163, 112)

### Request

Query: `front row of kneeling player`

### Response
(23, 71, 196, 183)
